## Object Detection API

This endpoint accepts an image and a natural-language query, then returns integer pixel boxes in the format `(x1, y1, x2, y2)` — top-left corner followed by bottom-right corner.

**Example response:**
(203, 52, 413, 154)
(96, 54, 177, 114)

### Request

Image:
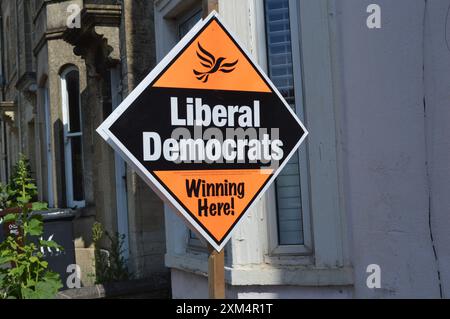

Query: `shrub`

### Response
(92, 222, 131, 284)
(0, 155, 63, 299)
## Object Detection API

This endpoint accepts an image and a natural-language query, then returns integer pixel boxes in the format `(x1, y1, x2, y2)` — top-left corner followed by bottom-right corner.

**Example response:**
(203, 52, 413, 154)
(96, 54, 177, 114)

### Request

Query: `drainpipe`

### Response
(111, 66, 130, 263)
(0, 11, 5, 100)
(119, 0, 132, 267)
(0, 10, 7, 182)
(14, 0, 22, 153)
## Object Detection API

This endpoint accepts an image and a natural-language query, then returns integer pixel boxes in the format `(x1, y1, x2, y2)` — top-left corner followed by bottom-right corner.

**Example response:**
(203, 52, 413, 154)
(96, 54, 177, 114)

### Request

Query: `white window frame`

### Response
(60, 66, 85, 209)
(158, 0, 351, 287)
(265, 0, 312, 256)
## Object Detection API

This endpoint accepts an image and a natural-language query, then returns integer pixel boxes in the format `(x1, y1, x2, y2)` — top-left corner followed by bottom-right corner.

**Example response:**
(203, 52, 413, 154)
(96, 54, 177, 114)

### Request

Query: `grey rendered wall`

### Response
(424, 0, 450, 299)
(337, 0, 448, 298)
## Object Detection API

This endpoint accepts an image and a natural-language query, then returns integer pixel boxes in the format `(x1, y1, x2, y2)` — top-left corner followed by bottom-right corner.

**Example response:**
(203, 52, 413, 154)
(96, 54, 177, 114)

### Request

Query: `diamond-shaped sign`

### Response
(97, 12, 308, 251)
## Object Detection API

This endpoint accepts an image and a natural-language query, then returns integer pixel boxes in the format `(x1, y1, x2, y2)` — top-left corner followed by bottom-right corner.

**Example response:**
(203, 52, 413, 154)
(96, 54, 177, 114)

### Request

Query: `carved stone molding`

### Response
(16, 72, 38, 107)
(0, 101, 16, 113)
(63, 4, 122, 76)
(0, 101, 17, 126)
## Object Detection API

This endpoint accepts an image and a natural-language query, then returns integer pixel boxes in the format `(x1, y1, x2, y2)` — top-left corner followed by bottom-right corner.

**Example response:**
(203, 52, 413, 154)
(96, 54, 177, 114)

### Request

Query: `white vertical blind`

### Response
(265, 0, 304, 245)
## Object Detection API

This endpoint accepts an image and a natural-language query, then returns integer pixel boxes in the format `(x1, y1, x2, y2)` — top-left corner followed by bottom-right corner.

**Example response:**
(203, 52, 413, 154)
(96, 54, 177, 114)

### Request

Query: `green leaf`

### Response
(9, 265, 25, 277)
(31, 202, 48, 212)
(39, 240, 63, 252)
(17, 195, 31, 205)
(29, 256, 38, 263)
(0, 272, 6, 284)
(20, 287, 35, 299)
(2, 214, 17, 223)
(27, 218, 43, 236)
(29, 214, 43, 223)
(21, 276, 62, 299)
(0, 255, 13, 265)
(40, 240, 60, 249)
(21, 272, 63, 299)
(44, 271, 61, 282)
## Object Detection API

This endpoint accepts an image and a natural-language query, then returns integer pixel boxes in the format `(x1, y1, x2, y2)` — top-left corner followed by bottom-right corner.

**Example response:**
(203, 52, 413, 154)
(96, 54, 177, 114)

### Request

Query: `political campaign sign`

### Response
(97, 11, 308, 251)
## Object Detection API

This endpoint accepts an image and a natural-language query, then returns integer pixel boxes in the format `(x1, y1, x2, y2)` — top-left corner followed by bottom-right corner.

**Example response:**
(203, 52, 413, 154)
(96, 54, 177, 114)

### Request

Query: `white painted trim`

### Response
(289, 0, 313, 252)
(60, 66, 85, 209)
(217, 0, 348, 273)
(166, 253, 353, 286)
(97, 10, 308, 252)
(263, 0, 313, 255)
(298, 0, 346, 267)
(229, 265, 353, 286)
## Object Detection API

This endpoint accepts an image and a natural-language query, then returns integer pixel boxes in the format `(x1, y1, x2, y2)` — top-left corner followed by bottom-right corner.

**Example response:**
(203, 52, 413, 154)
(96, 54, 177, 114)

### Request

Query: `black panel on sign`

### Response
(109, 87, 305, 172)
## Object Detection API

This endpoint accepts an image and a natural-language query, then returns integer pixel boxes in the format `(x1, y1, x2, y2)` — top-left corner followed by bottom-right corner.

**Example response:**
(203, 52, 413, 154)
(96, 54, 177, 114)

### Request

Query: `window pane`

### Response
(265, 0, 304, 245)
(71, 136, 84, 202)
(66, 71, 81, 133)
(178, 10, 202, 39)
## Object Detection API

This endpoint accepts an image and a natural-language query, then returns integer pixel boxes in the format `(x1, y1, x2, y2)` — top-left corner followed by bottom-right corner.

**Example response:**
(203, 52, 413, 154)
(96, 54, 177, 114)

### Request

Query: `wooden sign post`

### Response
(203, 0, 225, 300)
(208, 244, 225, 299)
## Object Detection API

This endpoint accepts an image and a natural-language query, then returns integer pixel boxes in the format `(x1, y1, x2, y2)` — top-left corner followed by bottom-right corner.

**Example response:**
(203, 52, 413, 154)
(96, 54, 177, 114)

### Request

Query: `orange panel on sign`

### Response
(154, 169, 273, 242)
(153, 20, 271, 93)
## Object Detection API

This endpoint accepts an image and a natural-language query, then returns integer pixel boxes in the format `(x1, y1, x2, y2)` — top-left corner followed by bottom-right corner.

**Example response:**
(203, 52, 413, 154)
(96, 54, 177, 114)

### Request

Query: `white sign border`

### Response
(97, 11, 309, 252)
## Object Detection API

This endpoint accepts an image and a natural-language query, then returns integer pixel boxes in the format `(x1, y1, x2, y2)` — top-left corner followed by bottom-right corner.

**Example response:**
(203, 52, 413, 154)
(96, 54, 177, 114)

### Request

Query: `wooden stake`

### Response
(208, 244, 225, 299)
(202, 0, 224, 300)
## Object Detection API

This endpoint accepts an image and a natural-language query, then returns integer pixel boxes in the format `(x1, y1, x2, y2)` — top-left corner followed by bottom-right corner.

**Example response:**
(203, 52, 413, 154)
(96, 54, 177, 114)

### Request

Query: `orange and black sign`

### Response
(97, 12, 308, 251)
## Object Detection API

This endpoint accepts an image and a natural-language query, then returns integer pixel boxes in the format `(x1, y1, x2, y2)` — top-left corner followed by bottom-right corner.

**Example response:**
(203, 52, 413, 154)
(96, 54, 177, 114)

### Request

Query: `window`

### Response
(177, 7, 206, 250)
(178, 9, 202, 39)
(61, 67, 85, 208)
(160, 0, 349, 284)
(264, 0, 311, 253)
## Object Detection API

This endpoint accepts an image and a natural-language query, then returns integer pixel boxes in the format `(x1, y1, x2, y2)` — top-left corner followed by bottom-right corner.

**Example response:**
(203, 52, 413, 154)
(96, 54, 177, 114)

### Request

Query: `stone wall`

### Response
(120, 0, 167, 279)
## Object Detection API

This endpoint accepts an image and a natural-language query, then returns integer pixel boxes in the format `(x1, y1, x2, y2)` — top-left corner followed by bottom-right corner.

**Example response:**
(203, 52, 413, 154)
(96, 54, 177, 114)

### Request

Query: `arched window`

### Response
(61, 67, 85, 208)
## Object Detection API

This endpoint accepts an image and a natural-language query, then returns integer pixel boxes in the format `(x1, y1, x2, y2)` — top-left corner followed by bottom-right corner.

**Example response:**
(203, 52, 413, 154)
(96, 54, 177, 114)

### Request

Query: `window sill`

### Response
(165, 252, 208, 277)
(263, 254, 313, 267)
(165, 253, 354, 287)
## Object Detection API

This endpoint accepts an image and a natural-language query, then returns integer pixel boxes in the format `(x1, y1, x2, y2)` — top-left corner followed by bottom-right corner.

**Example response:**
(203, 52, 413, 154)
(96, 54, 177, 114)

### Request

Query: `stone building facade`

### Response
(0, 0, 167, 287)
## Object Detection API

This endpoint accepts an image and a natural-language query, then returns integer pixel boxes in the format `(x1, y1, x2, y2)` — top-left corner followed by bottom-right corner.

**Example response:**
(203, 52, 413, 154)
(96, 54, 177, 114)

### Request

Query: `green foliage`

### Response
(92, 222, 131, 284)
(0, 183, 9, 210)
(0, 155, 63, 299)
(8, 155, 37, 208)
